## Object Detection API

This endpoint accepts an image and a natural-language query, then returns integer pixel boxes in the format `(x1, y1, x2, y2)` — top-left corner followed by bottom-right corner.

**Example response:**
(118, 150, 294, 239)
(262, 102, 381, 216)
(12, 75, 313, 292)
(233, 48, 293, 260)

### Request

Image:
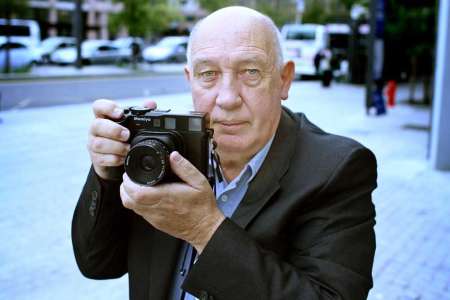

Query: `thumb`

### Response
(143, 100, 157, 109)
(169, 151, 206, 189)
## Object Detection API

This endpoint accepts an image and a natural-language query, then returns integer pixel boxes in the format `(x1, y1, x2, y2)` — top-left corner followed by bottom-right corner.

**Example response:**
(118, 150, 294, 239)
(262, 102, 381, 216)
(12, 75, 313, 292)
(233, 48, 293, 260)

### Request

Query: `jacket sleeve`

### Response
(71, 166, 130, 279)
(182, 147, 377, 300)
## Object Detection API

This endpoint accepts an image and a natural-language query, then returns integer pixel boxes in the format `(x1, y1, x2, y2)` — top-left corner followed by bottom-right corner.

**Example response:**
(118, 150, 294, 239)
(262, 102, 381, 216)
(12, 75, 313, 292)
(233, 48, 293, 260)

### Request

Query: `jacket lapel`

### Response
(231, 107, 298, 229)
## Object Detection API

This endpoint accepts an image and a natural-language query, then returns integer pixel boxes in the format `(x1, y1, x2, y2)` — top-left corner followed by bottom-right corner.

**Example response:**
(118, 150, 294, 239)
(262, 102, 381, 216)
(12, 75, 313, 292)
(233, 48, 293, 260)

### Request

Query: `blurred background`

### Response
(1, 0, 449, 299)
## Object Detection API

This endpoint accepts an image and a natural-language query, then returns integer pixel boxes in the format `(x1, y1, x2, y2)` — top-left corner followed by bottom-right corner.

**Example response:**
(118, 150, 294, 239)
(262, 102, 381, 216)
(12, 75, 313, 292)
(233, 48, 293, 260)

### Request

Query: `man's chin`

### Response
(214, 135, 247, 154)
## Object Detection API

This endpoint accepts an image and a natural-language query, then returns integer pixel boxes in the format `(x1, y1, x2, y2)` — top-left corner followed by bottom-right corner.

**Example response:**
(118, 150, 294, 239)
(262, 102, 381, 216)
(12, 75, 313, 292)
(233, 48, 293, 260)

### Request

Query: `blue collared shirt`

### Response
(182, 135, 275, 300)
(214, 135, 274, 217)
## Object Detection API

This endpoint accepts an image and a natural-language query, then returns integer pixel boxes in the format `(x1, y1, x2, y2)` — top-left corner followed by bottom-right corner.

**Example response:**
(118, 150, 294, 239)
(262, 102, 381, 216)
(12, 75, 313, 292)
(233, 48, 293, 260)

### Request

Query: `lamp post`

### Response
(365, 0, 386, 115)
(295, 0, 304, 24)
(74, 0, 83, 69)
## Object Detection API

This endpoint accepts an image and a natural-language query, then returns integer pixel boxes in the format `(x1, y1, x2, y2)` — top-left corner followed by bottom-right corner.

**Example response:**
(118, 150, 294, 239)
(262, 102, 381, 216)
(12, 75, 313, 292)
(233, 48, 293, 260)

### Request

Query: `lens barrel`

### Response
(125, 139, 171, 186)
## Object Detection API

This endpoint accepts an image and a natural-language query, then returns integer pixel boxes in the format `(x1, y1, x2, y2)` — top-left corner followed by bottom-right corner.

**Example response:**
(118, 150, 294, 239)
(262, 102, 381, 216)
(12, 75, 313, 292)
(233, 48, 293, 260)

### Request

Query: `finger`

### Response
(143, 100, 157, 109)
(122, 173, 162, 207)
(90, 152, 126, 167)
(88, 136, 130, 156)
(90, 118, 130, 142)
(120, 183, 135, 210)
(169, 151, 207, 190)
(92, 99, 123, 120)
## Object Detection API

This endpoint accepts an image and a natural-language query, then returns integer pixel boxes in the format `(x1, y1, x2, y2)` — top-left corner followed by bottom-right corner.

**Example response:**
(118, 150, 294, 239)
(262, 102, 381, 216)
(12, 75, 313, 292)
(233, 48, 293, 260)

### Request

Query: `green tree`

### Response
(256, 0, 297, 27)
(302, 0, 369, 24)
(0, 0, 30, 19)
(385, 0, 436, 104)
(198, 0, 236, 13)
(110, 0, 183, 38)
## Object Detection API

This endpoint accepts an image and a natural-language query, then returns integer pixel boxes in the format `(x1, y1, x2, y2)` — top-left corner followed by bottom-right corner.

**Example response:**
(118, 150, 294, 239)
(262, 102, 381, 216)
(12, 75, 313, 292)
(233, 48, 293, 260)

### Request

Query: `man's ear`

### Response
(184, 66, 191, 82)
(280, 61, 295, 100)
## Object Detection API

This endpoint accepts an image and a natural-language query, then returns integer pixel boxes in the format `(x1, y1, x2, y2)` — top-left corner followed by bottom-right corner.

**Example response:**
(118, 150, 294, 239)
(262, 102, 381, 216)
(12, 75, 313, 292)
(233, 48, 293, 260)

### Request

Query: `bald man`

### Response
(72, 6, 377, 300)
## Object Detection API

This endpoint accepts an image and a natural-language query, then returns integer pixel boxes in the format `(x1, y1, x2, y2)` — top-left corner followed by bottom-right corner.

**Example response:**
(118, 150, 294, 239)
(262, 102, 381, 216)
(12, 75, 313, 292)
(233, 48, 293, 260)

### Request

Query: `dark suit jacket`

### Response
(72, 107, 377, 300)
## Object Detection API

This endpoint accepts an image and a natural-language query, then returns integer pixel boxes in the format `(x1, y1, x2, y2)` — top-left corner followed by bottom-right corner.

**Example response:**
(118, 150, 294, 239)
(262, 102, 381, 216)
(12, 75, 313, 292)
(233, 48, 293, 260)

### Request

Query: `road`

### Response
(0, 73, 190, 110)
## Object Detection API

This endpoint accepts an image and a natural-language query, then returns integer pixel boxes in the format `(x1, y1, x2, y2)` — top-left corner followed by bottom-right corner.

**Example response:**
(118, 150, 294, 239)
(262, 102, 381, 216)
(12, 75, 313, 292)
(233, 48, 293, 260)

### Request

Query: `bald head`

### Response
(186, 6, 284, 70)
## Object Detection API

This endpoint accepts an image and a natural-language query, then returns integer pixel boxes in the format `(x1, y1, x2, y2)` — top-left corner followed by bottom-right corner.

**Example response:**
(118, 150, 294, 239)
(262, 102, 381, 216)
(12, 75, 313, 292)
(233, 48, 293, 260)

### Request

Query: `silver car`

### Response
(34, 36, 76, 64)
(51, 39, 128, 65)
(0, 40, 35, 71)
(143, 36, 188, 63)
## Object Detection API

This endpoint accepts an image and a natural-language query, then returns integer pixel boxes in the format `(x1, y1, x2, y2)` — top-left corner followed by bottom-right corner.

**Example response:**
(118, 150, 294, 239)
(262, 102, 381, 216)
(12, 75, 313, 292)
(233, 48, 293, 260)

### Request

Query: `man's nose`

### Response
(216, 73, 242, 109)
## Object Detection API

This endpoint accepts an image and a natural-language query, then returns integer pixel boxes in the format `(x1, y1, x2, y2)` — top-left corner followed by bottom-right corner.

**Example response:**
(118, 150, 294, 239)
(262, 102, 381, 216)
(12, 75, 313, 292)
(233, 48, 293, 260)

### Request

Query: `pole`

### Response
(365, 0, 376, 114)
(74, 0, 83, 69)
(4, 3, 11, 74)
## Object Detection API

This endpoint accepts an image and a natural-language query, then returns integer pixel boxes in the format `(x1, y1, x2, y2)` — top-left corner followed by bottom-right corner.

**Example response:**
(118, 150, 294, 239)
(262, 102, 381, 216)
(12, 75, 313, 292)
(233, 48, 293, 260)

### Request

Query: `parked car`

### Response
(0, 18, 41, 49)
(51, 39, 128, 65)
(34, 36, 76, 64)
(143, 36, 188, 63)
(0, 40, 35, 71)
(281, 24, 327, 77)
(112, 37, 144, 61)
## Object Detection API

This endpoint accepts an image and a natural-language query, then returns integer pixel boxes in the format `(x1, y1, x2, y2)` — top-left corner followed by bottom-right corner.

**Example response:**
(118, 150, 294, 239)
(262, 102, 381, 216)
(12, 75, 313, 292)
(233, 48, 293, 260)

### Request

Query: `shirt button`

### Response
(221, 195, 228, 202)
(89, 190, 98, 217)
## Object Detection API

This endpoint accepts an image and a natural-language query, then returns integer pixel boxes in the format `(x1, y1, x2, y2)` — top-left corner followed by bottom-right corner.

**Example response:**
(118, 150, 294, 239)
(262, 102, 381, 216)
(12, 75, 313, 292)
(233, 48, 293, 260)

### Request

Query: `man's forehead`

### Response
(191, 45, 269, 67)
(190, 22, 273, 62)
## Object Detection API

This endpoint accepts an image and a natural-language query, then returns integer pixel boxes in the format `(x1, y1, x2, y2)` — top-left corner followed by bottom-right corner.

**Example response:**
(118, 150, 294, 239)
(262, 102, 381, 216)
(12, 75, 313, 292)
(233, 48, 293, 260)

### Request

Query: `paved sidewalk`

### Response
(0, 81, 449, 299)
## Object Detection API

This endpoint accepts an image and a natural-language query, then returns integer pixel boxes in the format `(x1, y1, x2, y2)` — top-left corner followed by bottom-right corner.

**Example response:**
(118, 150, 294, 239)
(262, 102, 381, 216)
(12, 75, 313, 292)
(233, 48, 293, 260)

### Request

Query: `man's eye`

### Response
(199, 71, 218, 81)
(243, 69, 261, 79)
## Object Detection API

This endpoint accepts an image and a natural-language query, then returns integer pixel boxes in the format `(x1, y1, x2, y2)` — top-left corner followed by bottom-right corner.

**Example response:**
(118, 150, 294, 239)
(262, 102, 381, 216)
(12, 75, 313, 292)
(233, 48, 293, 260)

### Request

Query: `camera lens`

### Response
(125, 139, 170, 186)
(141, 155, 157, 171)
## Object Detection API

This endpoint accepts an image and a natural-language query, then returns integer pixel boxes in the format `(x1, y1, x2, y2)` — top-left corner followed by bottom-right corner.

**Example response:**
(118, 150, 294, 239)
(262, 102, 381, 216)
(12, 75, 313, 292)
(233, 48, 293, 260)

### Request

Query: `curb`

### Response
(0, 64, 185, 82)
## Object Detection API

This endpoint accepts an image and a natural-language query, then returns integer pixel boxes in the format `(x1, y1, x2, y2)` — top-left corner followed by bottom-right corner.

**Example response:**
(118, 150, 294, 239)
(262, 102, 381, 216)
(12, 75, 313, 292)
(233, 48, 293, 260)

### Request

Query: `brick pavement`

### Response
(0, 81, 449, 299)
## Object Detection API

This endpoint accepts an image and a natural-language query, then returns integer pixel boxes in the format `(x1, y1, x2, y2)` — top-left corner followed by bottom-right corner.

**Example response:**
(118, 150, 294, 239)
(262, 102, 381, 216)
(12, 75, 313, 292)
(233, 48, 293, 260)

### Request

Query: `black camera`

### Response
(116, 106, 212, 186)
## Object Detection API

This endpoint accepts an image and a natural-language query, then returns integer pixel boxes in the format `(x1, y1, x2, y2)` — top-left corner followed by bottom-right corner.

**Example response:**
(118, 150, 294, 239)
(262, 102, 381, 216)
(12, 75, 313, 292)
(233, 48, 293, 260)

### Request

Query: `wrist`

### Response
(191, 210, 225, 254)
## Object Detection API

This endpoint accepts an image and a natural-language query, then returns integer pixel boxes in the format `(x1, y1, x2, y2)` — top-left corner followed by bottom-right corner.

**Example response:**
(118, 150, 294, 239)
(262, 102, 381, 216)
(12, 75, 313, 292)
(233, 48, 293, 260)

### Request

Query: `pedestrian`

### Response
(72, 6, 377, 300)
(320, 48, 333, 87)
(131, 39, 141, 70)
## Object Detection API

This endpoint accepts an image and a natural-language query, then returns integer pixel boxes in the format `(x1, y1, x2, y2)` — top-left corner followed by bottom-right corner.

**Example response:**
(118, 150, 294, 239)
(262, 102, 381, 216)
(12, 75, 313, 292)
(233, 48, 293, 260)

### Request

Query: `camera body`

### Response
(117, 106, 212, 186)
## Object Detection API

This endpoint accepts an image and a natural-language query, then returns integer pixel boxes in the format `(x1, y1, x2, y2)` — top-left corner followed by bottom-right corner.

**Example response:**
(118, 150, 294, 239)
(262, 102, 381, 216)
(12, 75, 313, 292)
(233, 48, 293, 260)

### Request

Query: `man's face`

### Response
(186, 18, 291, 159)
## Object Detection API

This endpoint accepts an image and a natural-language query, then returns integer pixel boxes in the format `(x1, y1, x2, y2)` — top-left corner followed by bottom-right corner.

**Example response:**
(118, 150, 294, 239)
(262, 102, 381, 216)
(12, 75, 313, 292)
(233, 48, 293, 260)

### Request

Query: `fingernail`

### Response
(121, 129, 130, 140)
(172, 151, 181, 162)
(113, 108, 123, 118)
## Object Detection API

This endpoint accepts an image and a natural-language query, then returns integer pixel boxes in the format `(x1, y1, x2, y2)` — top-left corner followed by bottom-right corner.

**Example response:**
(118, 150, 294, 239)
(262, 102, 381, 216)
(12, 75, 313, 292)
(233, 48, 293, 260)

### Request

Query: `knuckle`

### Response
(179, 157, 190, 169)
(113, 126, 123, 139)
(133, 189, 145, 203)
(97, 156, 107, 166)
(92, 138, 103, 152)
(120, 144, 130, 156)
(91, 118, 103, 134)
(111, 155, 123, 165)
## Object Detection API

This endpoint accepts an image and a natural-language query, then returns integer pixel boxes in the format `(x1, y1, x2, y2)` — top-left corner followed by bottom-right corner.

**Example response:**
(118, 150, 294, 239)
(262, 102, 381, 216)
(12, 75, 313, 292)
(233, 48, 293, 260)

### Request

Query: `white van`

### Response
(281, 23, 327, 77)
(0, 19, 41, 48)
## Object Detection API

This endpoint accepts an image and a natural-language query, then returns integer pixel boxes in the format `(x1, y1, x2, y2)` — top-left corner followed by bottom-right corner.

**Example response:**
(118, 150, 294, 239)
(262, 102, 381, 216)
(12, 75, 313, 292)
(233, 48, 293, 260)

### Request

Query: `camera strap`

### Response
(209, 139, 224, 187)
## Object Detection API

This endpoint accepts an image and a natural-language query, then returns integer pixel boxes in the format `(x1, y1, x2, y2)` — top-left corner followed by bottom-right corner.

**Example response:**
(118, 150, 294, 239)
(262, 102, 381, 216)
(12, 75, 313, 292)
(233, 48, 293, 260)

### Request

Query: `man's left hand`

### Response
(120, 151, 225, 254)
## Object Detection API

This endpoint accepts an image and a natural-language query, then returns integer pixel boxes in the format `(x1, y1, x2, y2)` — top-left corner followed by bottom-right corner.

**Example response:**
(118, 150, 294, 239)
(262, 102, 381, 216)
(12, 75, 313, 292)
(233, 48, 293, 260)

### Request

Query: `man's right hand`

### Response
(87, 99, 130, 180)
(88, 99, 157, 180)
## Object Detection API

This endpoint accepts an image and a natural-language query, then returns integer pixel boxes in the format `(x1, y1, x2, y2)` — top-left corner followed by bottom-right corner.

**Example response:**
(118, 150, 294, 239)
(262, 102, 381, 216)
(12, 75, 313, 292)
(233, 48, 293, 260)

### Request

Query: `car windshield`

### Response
(41, 38, 69, 50)
(286, 28, 316, 41)
(0, 24, 30, 37)
(82, 41, 107, 51)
